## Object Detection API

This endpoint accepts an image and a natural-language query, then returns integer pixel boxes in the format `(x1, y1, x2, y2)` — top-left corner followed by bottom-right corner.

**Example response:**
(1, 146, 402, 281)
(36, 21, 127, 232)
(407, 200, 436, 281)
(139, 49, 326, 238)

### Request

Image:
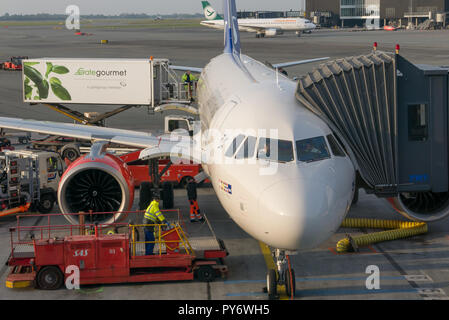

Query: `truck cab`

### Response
(164, 115, 196, 137)
(3, 56, 28, 71)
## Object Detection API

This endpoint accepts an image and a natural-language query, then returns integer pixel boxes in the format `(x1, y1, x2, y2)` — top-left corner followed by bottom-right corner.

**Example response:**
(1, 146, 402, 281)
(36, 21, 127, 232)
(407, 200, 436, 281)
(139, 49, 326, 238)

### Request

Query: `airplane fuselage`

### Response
(200, 18, 316, 33)
(197, 53, 355, 250)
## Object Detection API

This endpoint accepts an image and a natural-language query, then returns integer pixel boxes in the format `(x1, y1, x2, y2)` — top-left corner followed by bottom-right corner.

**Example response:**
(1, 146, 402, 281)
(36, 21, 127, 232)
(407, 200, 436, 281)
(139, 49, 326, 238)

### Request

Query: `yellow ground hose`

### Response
(336, 218, 428, 253)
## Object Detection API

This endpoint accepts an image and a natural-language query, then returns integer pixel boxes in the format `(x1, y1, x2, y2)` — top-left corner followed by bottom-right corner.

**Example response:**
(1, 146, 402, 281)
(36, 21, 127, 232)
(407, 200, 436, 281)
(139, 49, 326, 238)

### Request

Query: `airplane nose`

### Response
(258, 178, 346, 250)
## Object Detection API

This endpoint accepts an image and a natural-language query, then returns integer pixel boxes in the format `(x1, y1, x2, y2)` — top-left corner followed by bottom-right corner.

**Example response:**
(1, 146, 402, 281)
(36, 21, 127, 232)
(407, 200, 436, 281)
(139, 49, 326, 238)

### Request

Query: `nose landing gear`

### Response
(264, 249, 296, 299)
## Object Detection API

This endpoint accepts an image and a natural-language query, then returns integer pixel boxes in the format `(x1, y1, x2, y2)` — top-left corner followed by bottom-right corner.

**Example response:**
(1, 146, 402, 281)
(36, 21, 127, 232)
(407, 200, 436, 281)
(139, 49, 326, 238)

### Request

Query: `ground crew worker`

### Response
(143, 194, 171, 255)
(186, 177, 204, 223)
(182, 70, 197, 101)
(278, 67, 288, 76)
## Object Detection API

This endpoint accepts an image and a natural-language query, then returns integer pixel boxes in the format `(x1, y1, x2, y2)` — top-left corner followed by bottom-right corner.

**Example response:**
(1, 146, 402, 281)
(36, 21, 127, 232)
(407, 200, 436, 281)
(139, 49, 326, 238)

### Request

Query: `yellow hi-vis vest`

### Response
(144, 200, 166, 224)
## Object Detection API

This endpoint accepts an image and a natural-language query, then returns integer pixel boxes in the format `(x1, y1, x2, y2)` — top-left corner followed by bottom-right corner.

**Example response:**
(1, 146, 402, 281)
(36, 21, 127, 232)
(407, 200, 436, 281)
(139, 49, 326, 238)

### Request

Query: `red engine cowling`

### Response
(387, 191, 449, 222)
(58, 153, 135, 225)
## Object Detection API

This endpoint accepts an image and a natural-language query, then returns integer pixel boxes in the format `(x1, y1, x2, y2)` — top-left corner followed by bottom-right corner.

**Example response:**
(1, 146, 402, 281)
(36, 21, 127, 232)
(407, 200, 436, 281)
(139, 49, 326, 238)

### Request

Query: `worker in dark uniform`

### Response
(186, 177, 204, 223)
(143, 194, 171, 255)
(279, 67, 288, 76)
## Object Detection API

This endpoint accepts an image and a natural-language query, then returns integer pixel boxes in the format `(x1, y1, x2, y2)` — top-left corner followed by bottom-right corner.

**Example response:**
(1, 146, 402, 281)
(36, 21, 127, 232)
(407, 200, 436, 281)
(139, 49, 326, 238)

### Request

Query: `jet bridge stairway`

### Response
(296, 51, 449, 221)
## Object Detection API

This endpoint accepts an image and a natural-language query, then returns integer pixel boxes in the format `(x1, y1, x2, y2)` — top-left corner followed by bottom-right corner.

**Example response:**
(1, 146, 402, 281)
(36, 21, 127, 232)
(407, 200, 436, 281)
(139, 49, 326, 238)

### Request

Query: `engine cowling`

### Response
(264, 28, 279, 37)
(387, 191, 449, 222)
(58, 153, 135, 225)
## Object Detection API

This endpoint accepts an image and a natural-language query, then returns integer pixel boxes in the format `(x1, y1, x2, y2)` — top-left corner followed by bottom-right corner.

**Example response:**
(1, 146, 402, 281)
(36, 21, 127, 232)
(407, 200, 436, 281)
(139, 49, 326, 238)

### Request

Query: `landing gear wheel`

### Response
(266, 269, 277, 300)
(37, 266, 64, 290)
(139, 182, 152, 210)
(285, 268, 296, 298)
(38, 193, 55, 213)
(161, 182, 174, 209)
(196, 265, 215, 282)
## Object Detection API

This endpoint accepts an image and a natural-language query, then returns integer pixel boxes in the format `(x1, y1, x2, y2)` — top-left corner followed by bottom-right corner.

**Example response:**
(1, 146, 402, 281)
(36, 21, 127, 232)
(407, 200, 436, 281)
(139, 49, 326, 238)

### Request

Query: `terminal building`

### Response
(237, 10, 304, 19)
(305, 0, 449, 27)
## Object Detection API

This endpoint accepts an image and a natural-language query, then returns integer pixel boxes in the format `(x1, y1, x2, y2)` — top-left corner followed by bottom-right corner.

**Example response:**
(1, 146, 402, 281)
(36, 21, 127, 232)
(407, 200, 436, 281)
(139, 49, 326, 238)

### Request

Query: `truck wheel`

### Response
(162, 182, 174, 209)
(61, 144, 80, 162)
(18, 136, 29, 144)
(38, 193, 55, 213)
(196, 265, 215, 282)
(37, 266, 64, 290)
(139, 182, 152, 210)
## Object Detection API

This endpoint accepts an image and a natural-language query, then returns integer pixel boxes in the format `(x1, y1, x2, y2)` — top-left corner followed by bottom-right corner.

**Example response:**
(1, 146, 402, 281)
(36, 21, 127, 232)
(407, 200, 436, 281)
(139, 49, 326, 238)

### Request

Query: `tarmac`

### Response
(0, 24, 448, 300)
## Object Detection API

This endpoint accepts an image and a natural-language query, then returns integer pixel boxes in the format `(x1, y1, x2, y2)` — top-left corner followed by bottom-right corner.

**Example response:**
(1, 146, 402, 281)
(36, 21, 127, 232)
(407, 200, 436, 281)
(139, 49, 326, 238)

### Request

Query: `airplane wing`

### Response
(238, 26, 264, 33)
(0, 117, 197, 161)
(169, 65, 203, 73)
(272, 57, 330, 69)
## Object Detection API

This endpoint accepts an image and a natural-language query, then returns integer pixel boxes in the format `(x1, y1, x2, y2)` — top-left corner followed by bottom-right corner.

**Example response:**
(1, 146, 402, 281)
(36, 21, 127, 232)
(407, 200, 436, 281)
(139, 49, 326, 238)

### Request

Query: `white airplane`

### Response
(0, 0, 354, 296)
(200, 0, 316, 38)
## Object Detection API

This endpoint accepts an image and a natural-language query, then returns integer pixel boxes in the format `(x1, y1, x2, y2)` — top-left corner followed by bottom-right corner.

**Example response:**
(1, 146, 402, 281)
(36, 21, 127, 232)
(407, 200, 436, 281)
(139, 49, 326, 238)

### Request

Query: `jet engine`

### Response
(388, 192, 449, 222)
(57, 152, 135, 225)
(264, 29, 279, 37)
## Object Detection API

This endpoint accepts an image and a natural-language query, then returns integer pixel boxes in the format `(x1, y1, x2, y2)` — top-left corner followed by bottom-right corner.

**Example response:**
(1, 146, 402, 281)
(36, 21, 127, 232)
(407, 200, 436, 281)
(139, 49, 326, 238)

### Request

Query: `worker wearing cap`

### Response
(182, 70, 197, 101)
(143, 194, 170, 255)
(186, 177, 204, 223)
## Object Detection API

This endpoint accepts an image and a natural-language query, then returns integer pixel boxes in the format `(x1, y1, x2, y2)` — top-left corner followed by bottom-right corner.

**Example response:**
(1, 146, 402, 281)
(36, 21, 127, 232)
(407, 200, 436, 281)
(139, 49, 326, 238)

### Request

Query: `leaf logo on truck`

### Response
(23, 62, 72, 101)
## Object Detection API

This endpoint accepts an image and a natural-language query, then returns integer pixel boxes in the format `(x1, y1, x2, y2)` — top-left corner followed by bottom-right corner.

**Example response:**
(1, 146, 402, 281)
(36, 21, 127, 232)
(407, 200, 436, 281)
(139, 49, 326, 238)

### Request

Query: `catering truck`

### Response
(22, 58, 193, 107)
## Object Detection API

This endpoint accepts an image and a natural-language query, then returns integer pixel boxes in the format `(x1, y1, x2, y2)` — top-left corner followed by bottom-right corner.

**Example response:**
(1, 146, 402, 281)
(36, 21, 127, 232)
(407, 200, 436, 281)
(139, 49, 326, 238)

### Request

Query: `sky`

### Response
(0, 0, 306, 16)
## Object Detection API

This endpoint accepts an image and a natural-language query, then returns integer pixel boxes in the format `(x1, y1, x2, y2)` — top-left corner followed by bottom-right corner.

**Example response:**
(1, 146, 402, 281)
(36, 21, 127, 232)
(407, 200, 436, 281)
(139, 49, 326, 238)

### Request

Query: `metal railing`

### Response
(129, 223, 193, 256)
(8, 209, 188, 259)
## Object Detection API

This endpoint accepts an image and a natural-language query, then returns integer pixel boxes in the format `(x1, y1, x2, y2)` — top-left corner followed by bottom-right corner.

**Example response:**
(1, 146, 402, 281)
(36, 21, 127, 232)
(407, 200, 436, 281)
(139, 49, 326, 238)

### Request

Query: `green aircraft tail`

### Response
(201, 1, 223, 20)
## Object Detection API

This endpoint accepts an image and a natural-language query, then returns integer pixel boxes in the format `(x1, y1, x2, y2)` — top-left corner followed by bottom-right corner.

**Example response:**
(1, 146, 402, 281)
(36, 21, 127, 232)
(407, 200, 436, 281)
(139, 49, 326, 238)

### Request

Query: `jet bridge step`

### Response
(296, 52, 397, 191)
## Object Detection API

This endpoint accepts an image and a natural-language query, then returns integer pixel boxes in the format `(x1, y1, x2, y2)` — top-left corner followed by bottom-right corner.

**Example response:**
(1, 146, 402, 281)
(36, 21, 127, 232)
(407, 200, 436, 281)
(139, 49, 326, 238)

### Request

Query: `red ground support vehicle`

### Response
(0, 137, 14, 151)
(6, 210, 228, 289)
(383, 25, 397, 31)
(2, 56, 28, 71)
(120, 151, 208, 187)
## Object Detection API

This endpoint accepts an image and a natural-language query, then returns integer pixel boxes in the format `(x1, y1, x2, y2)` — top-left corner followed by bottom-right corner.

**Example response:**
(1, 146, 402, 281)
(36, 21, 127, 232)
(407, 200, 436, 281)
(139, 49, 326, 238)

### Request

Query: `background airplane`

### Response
(200, 1, 316, 37)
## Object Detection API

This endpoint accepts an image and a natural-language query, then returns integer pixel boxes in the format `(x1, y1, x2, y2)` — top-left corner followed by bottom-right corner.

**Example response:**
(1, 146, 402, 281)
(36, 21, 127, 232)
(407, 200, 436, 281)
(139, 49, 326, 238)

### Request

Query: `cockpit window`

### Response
(326, 134, 346, 157)
(296, 136, 331, 163)
(257, 138, 294, 163)
(235, 136, 257, 159)
(225, 134, 246, 158)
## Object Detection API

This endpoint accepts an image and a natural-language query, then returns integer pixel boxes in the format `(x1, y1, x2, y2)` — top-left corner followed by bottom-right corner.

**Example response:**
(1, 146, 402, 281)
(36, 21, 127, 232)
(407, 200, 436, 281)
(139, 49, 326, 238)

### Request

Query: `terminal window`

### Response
(408, 104, 428, 141)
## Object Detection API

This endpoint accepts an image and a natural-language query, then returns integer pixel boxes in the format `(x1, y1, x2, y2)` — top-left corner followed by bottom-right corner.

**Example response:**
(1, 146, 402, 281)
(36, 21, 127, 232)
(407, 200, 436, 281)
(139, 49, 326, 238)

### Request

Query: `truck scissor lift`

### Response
(5, 210, 228, 289)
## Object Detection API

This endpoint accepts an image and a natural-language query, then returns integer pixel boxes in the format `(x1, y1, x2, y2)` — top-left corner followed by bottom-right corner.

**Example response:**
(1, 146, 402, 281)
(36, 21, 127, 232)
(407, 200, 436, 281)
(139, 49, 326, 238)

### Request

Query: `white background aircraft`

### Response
(200, 0, 316, 37)
(0, 0, 354, 296)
